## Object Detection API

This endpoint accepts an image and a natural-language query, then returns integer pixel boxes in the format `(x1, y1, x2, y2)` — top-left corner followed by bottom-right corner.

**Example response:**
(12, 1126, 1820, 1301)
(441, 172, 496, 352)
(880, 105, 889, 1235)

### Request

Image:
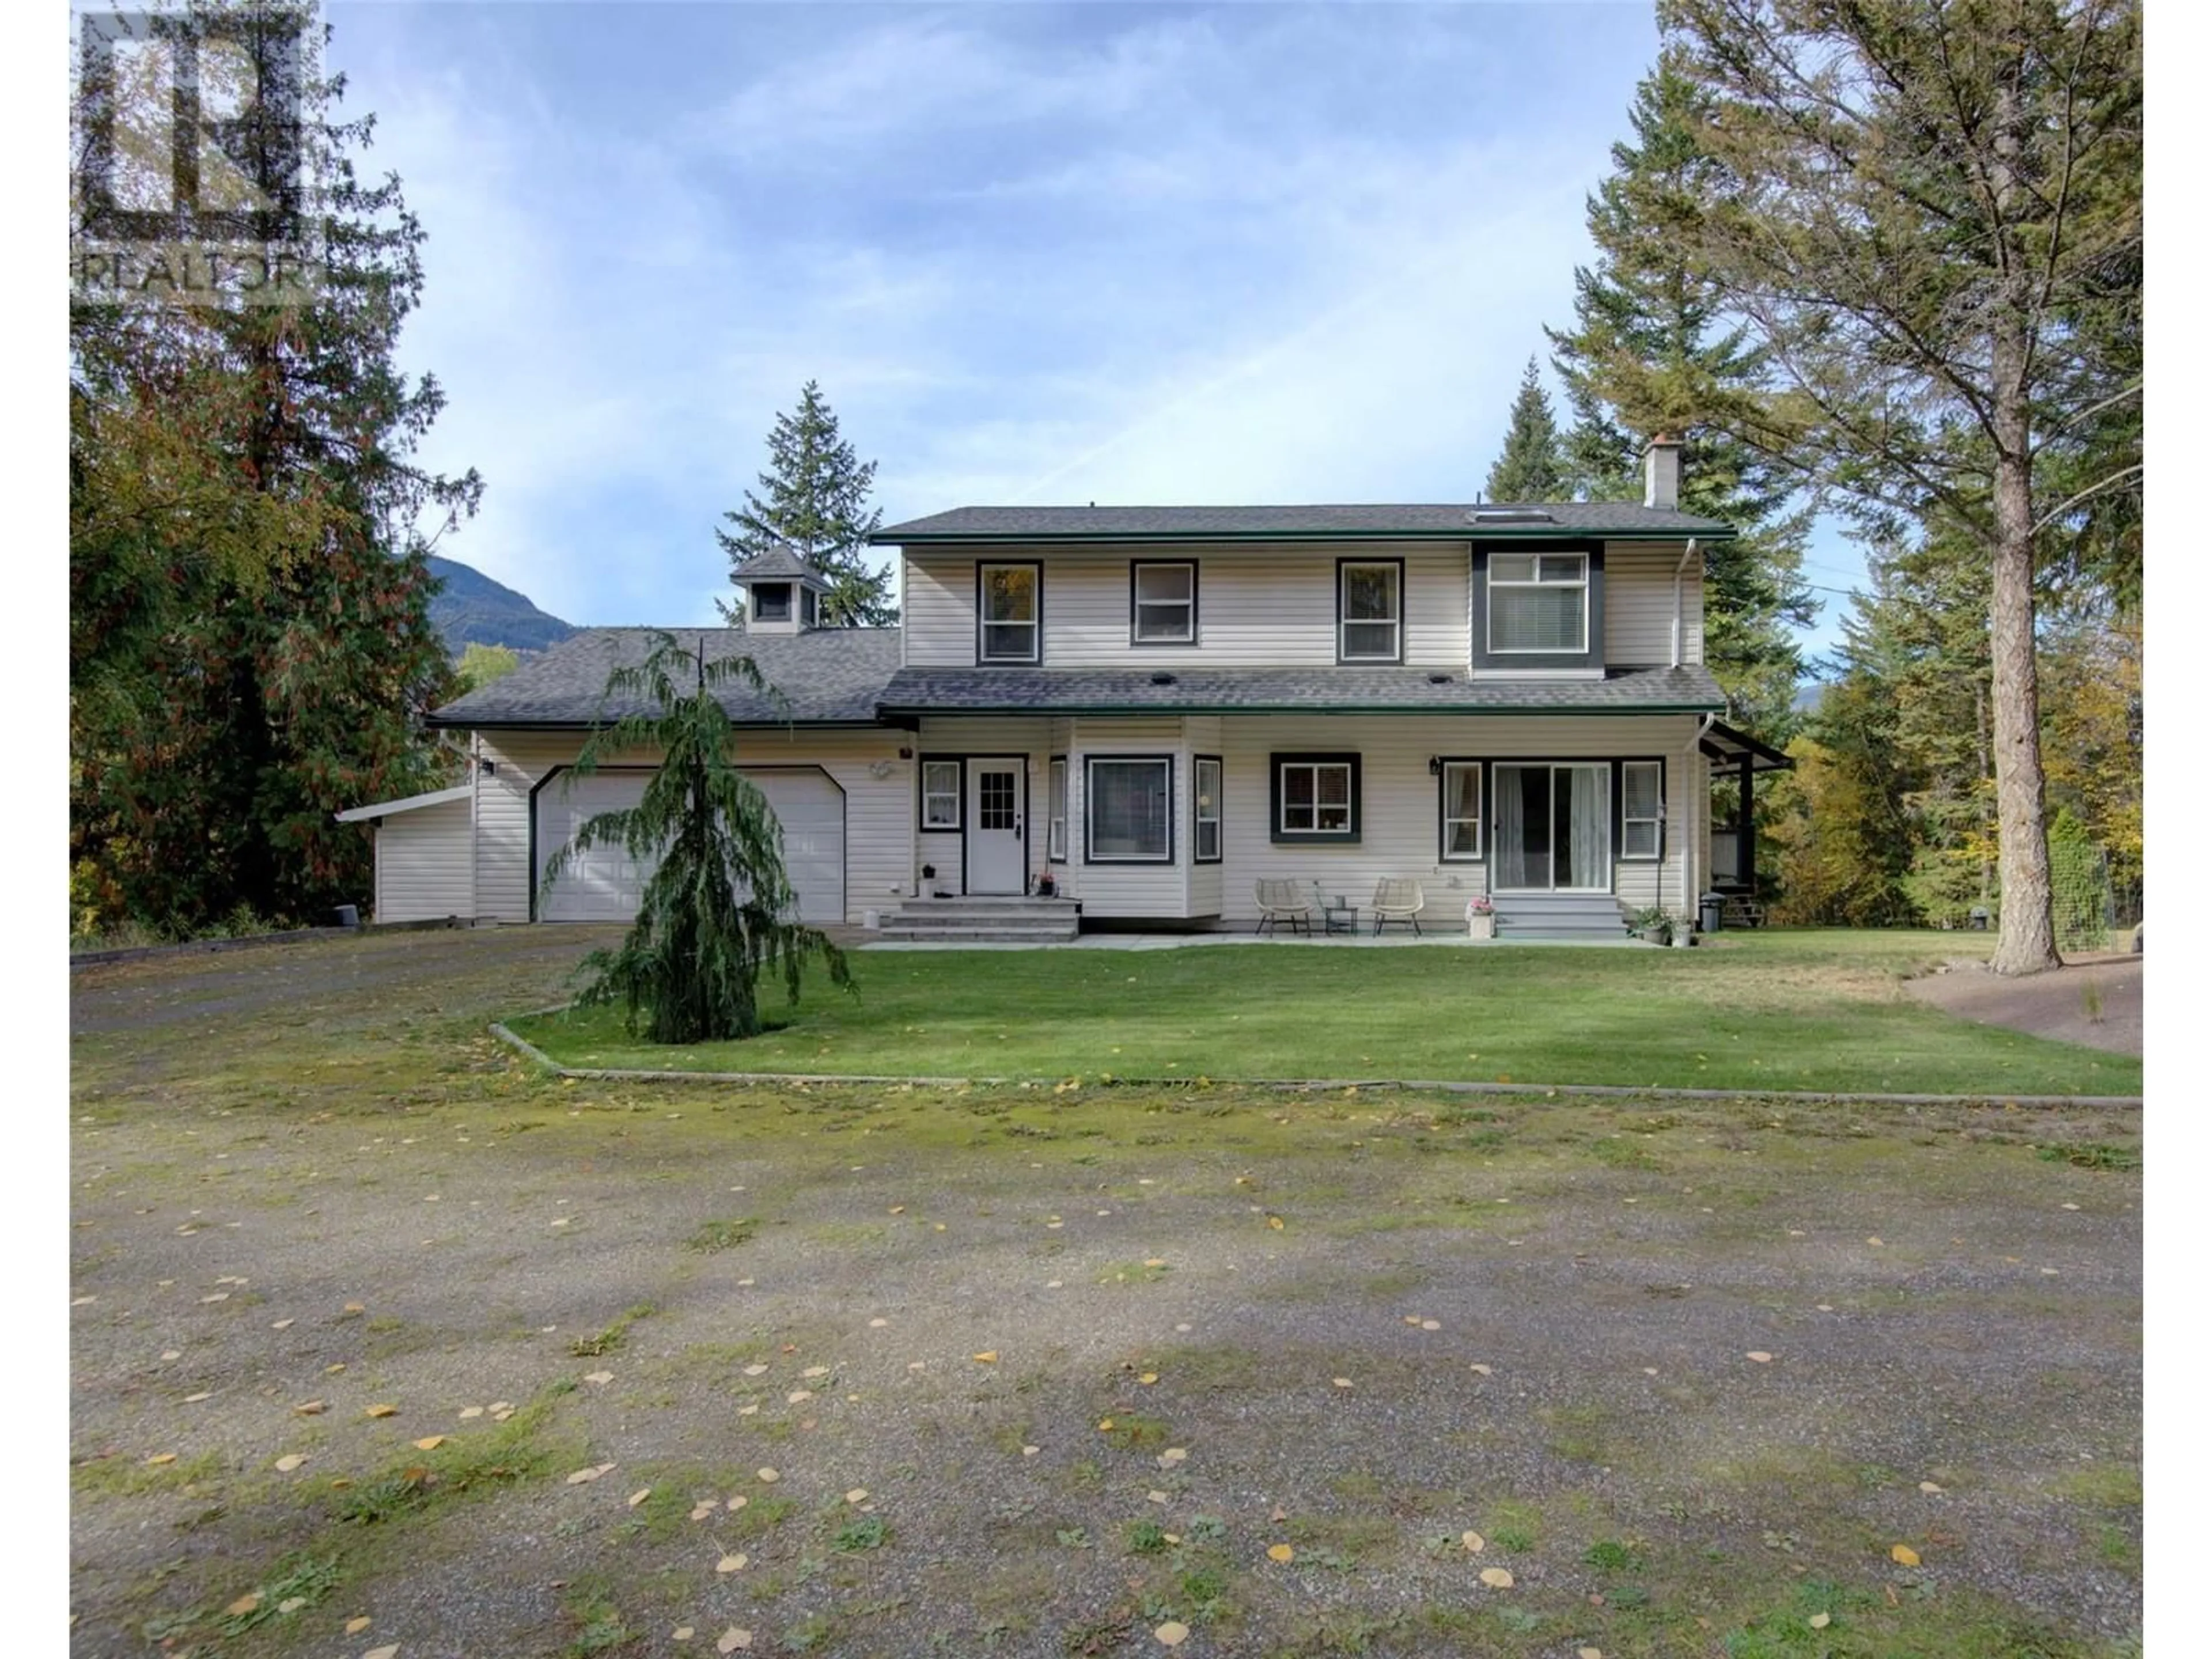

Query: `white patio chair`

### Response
(1255, 878, 1313, 936)
(1372, 878, 1426, 937)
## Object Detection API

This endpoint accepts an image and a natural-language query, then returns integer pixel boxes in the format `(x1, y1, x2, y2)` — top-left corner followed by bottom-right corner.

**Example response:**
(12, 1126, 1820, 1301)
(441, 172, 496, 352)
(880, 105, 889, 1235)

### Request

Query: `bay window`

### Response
(1086, 756, 1172, 863)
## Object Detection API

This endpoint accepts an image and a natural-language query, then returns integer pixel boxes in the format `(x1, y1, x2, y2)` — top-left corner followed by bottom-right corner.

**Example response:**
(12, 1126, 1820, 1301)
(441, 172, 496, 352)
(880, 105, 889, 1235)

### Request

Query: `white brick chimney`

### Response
(1642, 433, 1682, 512)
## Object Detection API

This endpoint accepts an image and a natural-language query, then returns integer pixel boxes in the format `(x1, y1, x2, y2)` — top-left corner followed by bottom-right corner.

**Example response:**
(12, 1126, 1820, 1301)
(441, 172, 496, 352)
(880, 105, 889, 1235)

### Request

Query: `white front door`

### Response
(967, 759, 1027, 893)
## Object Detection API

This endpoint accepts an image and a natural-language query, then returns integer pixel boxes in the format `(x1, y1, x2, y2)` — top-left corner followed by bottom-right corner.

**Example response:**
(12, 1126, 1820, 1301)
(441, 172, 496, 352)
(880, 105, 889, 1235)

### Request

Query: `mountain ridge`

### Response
(427, 555, 575, 654)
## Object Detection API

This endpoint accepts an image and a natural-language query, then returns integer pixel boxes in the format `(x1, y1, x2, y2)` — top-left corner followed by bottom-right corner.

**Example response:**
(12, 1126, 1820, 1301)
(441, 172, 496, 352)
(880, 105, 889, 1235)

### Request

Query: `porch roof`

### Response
(1700, 719, 1796, 772)
(877, 664, 1728, 717)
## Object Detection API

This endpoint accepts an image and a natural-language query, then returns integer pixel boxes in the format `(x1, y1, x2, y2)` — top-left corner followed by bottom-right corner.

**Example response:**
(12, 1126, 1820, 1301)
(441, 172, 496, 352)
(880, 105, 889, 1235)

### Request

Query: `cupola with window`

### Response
(729, 544, 834, 634)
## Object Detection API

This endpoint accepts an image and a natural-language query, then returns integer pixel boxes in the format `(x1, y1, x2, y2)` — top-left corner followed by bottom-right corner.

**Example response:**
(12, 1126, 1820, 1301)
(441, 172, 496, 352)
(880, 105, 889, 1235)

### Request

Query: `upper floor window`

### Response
(1338, 561, 1402, 662)
(978, 563, 1040, 664)
(1131, 562, 1197, 644)
(752, 582, 791, 623)
(1488, 553, 1588, 654)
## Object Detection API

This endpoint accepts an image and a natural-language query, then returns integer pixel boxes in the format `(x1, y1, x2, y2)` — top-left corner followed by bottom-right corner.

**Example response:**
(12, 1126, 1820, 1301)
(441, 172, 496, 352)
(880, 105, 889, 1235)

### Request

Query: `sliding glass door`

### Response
(1492, 763, 1612, 892)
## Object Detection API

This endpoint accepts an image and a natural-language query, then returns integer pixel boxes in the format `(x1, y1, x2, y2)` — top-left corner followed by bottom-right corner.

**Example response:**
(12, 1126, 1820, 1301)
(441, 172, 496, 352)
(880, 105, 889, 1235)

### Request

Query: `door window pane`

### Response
(978, 770, 1017, 831)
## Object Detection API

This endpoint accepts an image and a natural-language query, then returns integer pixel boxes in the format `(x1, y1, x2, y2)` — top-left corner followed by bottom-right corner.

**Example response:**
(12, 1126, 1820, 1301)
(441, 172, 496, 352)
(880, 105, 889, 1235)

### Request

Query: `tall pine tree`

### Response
(718, 382, 897, 627)
(1546, 58, 1815, 740)
(1642, 0, 2141, 975)
(1483, 357, 1567, 503)
(70, 2, 479, 934)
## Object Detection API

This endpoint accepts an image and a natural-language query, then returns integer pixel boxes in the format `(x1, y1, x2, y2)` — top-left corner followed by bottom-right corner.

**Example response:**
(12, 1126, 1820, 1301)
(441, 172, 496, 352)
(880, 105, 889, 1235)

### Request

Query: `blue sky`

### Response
(326, 1, 1868, 659)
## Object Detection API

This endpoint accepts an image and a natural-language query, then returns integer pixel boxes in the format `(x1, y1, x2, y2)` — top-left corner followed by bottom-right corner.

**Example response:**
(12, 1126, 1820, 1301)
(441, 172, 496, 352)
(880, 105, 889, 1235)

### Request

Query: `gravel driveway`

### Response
(70, 929, 2142, 1658)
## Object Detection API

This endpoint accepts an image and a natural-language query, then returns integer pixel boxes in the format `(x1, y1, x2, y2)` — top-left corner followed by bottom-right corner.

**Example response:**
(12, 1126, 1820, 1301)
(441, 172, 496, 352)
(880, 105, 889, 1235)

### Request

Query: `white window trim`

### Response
(978, 563, 1041, 664)
(1487, 552, 1589, 655)
(1194, 757, 1222, 863)
(1084, 756, 1173, 864)
(1279, 760, 1354, 836)
(1621, 759, 1664, 862)
(1441, 762, 1483, 861)
(1047, 757, 1068, 862)
(921, 760, 961, 831)
(1131, 560, 1197, 645)
(1338, 561, 1402, 662)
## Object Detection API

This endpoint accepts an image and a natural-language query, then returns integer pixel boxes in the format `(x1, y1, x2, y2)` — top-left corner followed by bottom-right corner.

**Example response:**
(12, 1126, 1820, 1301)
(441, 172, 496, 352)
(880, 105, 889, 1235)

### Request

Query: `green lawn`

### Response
(510, 929, 2139, 1096)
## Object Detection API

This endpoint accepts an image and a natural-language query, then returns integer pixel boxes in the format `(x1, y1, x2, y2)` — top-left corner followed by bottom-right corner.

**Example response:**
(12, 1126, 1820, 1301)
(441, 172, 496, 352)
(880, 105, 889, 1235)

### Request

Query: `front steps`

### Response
(1492, 893, 1631, 939)
(874, 895, 1082, 945)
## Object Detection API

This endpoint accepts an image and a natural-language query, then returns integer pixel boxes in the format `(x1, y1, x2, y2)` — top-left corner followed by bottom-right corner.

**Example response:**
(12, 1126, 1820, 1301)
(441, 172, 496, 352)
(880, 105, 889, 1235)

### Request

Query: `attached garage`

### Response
(532, 766, 847, 925)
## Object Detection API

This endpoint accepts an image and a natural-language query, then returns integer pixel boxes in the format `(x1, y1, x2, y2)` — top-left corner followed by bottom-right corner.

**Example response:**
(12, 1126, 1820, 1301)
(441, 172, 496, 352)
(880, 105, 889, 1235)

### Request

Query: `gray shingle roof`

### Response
(872, 503, 1734, 543)
(428, 627, 901, 728)
(876, 664, 1727, 715)
(730, 544, 834, 588)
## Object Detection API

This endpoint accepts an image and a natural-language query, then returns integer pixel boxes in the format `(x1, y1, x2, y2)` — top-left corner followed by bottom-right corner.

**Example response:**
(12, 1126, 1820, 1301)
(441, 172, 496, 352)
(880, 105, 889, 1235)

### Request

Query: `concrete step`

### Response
(879, 917, 1080, 938)
(895, 896, 1081, 914)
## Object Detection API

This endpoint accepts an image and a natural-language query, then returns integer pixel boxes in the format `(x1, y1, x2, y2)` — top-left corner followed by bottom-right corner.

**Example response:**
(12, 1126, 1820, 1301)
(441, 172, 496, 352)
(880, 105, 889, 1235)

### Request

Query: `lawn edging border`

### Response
(71, 915, 468, 970)
(487, 1021, 2140, 1109)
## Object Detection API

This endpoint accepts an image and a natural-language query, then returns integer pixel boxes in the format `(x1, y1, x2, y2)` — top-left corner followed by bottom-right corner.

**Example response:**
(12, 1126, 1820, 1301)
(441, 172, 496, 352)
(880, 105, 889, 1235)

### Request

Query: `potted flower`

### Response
(1465, 895, 1495, 940)
(1630, 905, 1674, 946)
(922, 863, 948, 899)
(1035, 868, 1057, 898)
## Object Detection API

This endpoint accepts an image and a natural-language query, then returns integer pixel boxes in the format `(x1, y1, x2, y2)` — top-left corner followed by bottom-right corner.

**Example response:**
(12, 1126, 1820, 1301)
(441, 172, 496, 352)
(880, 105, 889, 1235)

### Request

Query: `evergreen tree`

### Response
(1642, 1, 2141, 974)
(718, 382, 896, 627)
(1545, 58, 1815, 741)
(70, 2, 478, 933)
(1483, 357, 1567, 503)
(543, 634, 855, 1044)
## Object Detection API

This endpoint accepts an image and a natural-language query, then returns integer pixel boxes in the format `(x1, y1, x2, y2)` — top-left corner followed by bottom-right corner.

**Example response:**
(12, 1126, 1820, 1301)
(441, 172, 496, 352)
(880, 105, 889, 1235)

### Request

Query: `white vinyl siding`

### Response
(898, 543, 1471, 668)
(1604, 543, 1703, 666)
(1218, 713, 1702, 922)
(372, 797, 474, 923)
(471, 727, 909, 924)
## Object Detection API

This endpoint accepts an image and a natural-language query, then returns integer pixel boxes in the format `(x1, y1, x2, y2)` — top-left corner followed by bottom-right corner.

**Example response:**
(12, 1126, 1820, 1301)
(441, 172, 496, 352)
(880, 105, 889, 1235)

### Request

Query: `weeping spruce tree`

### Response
(543, 634, 853, 1043)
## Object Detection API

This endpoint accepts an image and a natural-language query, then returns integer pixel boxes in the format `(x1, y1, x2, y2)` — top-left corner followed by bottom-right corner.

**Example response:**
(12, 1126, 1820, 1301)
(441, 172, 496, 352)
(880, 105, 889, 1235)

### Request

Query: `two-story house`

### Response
(343, 438, 1788, 938)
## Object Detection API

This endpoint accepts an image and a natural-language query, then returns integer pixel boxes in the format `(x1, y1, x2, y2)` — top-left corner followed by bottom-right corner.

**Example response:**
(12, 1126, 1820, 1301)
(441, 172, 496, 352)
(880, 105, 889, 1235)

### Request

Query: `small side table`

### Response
(1322, 904, 1359, 936)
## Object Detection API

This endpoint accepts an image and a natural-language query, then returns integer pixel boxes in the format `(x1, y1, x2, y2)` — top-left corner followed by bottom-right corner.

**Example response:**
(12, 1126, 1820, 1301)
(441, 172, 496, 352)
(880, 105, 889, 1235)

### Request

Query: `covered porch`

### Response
(1700, 719, 1795, 919)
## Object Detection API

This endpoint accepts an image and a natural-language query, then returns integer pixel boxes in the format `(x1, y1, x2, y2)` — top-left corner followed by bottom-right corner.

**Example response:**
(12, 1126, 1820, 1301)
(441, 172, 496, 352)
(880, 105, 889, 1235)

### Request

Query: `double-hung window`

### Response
(1441, 762, 1483, 859)
(752, 582, 791, 623)
(1194, 757, 1222, 863)
(921, 760, 961, 830)
(978, 563, 1040, 663)
(1338, 561, 1402, 662)
(1488, 553, 1588, 653)
(1131, 562, 1196, 643)
(1086, 757, 1172, 862)
(1621, 760, 1664, 859)
(1271, 753, 1360, 843)
(1047, 757, 1069, 861)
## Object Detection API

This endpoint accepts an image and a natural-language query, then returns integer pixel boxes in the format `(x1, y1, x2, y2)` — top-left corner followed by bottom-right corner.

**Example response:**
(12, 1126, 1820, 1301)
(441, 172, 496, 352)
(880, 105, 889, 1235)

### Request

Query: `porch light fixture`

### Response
(478, 757, 496, 777)
(897, 745, 914, 759)
(1427, 756, 1442, 777)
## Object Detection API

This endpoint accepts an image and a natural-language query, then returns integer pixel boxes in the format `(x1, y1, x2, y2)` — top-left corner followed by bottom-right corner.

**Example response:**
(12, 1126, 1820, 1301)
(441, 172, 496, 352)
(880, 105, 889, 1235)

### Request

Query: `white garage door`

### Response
(535, 768, 844, 924)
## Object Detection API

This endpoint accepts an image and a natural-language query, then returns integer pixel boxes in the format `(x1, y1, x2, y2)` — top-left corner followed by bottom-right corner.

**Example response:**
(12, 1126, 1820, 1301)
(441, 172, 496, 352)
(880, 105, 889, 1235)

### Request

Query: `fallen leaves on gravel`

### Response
(672, 1627, 694, 1642)
(293, 1400, 325, 1415)
(716, 1627, 752, 1653)
(584, 1372, 613, 1386)
(715, 1554, 748, 1574)
(362, 1647, 398, 1659)
(1580, 1647, 1605, 1658)
(365, 1403, 399, 1418)
(564, 1463, 616, 1484)
(1890, 1543, 1921, 1566)
(845, 1488, 868, 1503)
(1154, 1622, 1190, 1647)
(1745, 1352, 1774, 1364)
(412, 1437, 446, 1452)
(755, 1468, 779, 1483)
(1267, 1544, 1294, 1563)
(274, 1454, 308, 1472)
(345, 1616, 372, 1634)
(972, 1351, 999, 1363)
(1469, 1363, 1494, 1376)
(1809, 1612, 1832, 1630)
(1479, 1567, 1515, 1589)
(628, 1488, 651, 1508)
(1919, 1480, 1945, 1494)
(1461, 1531, 1484, 1552)
(1158, 1448, 1187, 1467)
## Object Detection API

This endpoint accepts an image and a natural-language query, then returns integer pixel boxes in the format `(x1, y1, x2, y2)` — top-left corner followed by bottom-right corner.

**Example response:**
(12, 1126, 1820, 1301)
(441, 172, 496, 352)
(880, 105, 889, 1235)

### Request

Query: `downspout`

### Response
(1682, 714, 1715, 927)
(1671, 538, 1699, 669)
(468, 730, 482, 923)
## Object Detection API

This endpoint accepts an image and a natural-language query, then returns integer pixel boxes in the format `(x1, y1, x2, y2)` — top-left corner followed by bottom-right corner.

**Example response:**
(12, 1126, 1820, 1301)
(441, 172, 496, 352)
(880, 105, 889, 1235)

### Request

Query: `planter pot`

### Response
(1467, 915, 1495, 940)
(1640, 926, 1671, 946)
